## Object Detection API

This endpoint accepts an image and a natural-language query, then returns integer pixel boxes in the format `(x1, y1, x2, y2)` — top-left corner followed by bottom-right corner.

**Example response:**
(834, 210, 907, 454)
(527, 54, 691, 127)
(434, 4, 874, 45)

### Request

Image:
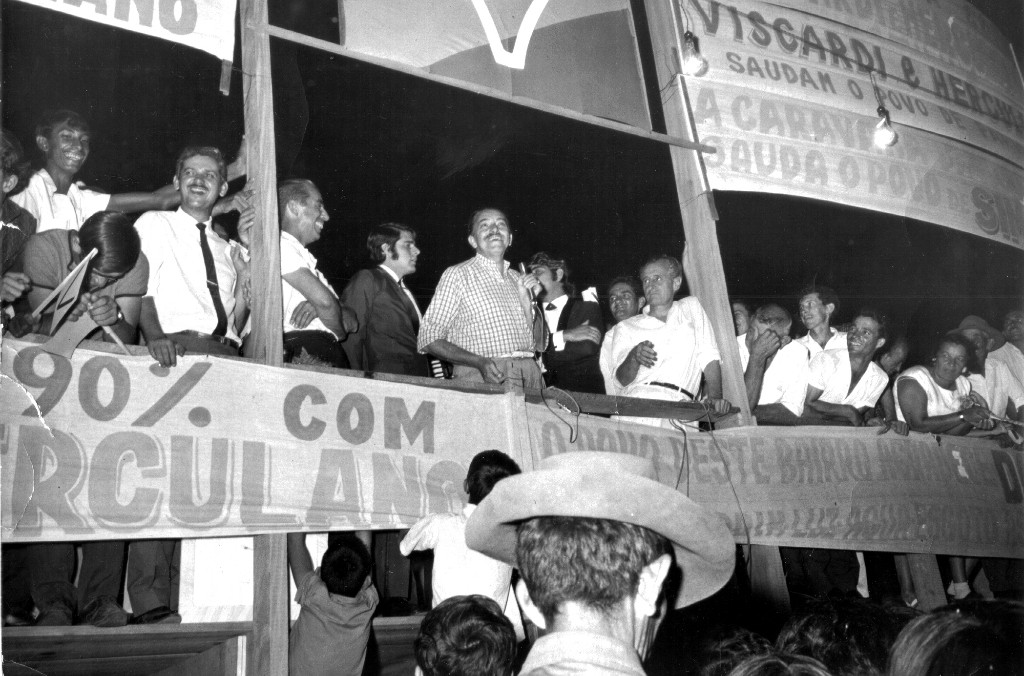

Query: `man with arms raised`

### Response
(277, 179, 355, 367)
(795, 285, 846, 356)
(135, 146, 250, 366)
(419, 208, 542, 387)
(803, 308, 890, 426)
(607, 275, 645, 326)
(600, 254, 730, 426)
(738, 304, 809, 424)
(529, 252, 604, 393)
(465, 451, 735, 675)
(341, 222, 428, 376)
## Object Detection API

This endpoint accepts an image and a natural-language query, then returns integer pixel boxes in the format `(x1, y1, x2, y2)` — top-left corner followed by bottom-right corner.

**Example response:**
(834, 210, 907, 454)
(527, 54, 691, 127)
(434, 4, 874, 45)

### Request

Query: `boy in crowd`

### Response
(401, 450, 524, 640)
(287, 533, 379, 676)
(414, 595, 517, 676)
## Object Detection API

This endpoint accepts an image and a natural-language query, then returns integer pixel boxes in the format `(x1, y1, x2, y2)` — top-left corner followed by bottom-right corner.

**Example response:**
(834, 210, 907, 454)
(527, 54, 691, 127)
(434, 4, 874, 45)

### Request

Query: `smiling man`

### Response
(803, 308, 890, 427)
(607, 276, 645, 326)
(341, 222, 428, 376)
(418, 207, 543, 387)
(277, 179, 355, 368)
(13, 110, 244, 233)
(795, 285, 846, 356)
(134, 147, 250, 365)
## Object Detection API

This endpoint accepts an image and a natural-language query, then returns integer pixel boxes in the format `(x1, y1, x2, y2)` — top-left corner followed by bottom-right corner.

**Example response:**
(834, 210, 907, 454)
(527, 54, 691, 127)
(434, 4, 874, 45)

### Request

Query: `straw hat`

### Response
(958, 315, 1006, 350)
(464, 451, 735, 609)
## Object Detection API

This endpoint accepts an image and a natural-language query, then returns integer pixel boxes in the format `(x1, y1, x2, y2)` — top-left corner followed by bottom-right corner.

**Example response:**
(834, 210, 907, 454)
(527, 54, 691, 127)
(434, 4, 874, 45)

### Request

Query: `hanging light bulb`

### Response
(873, 105, 897, 148)
(680, 31, 709, 77)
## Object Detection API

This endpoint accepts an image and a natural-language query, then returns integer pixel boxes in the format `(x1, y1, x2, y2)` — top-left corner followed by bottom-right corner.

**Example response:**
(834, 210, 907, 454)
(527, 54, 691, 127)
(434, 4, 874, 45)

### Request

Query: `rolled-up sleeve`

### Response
(418, 266, 464, 353)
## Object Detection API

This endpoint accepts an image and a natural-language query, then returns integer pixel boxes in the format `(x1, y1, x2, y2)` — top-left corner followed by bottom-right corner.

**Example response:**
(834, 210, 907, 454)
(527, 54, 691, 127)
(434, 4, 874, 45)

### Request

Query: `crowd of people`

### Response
(1, 110, 1022, 673)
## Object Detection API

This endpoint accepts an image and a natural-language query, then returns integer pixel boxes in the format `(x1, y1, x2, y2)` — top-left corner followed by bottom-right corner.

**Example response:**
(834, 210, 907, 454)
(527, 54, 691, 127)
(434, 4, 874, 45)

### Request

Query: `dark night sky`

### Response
(2, 0, 1022, 367)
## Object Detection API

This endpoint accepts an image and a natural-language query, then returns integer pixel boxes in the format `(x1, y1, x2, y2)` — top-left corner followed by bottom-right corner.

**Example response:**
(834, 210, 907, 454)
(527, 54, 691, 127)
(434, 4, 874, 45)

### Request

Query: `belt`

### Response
(284, 329, 338, 342)
(495, 352, 537, 360)
(650, 381, 696, 400)
(174, 330, 240, 351)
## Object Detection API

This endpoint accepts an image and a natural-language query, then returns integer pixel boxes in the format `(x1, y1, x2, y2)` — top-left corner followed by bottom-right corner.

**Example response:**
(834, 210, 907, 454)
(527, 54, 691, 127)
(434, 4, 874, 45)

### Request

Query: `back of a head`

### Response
(516, 515, 668, 625)
(320, 534, 371, 598)
(777, 598, 898, 676)
(728, 654, 835, 676)
(887, 607, 1023, 676)
(465, 450, 521, 505)
(79, 211, 140, 277)
(414, 594, 516, 676)
(699, 626, 774, 676)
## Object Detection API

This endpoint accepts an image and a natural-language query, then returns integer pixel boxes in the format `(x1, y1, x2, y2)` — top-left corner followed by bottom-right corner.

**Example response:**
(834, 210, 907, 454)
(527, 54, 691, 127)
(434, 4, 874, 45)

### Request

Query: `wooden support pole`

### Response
(240, 0, 287, 674)
(907, 554, 948, 611)
(639, 0, 751, 428)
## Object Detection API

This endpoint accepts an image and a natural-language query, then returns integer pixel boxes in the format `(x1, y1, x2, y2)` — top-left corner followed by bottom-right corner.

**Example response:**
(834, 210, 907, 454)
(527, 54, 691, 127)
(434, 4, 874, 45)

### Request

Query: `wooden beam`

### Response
(907, 553, 948, 611)
(747, 544, 791, 628)
(262, 24, 715, 155)
(239, 0, 287, 674)
(639, 0, 752, 428)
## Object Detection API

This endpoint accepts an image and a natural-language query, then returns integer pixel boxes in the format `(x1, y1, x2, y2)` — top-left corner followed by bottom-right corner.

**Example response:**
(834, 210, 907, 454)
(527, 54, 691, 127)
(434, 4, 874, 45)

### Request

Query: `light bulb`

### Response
(873, 106, 897, 148)
(680, 31, 709, 77)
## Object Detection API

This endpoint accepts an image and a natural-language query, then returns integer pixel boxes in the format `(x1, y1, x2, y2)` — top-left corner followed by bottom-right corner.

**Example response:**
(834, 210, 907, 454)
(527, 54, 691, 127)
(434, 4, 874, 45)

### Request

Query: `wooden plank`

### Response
(239, 0, 288, 671)
(2, 655, 191, 676)
(153, 636, 244, 676)
(262, 24, 715, 156)
(638, 0, 752, 428)
(534, 389, 738, 421)
(1, 624, 251, 662)
(907, 553, 948, 610)
(748, 545, 791, 621)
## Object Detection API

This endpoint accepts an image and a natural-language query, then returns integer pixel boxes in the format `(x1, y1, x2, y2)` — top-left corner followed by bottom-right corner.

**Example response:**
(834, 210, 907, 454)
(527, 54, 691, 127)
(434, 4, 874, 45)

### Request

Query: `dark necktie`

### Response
(196, 222, 228, 336)
(399, 279, 420, 330)
(545, 303, 556, 311)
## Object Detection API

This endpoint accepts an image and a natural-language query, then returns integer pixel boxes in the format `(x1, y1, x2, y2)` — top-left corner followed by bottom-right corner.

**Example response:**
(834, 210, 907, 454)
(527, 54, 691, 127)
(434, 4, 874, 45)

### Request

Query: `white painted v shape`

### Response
(468, 0, 551, 70)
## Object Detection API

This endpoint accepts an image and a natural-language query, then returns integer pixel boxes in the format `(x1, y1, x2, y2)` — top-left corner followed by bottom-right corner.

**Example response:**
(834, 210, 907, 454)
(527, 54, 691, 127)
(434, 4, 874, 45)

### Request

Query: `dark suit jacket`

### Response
(340, 267, 429, 377)
(542, 296, 605, 394)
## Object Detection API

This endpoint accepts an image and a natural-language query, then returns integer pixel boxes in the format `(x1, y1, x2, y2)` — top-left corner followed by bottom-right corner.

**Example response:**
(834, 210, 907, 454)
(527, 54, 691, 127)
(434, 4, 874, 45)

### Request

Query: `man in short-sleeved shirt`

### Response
(795, 285, 846, 357)
(737, 304, 809, 421)
(804, 310, 890, 426)
(276, 179, 354, 368)
(600, 255, 729, 427)
(418, 208, 543, 387)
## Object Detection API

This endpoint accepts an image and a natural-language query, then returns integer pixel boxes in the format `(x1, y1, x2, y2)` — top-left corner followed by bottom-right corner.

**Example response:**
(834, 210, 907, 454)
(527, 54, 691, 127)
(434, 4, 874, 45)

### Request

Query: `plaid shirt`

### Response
(418, 253, 536, 358)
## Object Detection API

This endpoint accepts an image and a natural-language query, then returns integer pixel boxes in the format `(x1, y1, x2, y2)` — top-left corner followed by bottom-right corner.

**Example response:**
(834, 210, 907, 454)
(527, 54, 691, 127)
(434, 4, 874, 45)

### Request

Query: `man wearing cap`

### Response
(465, 451, 735, 675)
(957, 316, 1024, 423)
(989, 310, 1024, 386)
(418, 208, 543, 387)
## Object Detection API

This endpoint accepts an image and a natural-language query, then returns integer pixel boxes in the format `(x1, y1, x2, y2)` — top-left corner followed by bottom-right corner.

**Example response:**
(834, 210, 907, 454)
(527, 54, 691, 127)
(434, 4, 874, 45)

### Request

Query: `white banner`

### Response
(16, 0, 237, 62)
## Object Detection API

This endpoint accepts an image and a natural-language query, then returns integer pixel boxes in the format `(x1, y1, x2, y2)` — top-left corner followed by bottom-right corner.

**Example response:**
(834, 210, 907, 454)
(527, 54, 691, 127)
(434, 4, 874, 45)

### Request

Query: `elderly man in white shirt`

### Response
(956, 317, 1024, 424)
(600, 255, 730, 427)
(804, 309, 890, 426)
(135, 147, 250, 365)
(737, 304, 809, 424)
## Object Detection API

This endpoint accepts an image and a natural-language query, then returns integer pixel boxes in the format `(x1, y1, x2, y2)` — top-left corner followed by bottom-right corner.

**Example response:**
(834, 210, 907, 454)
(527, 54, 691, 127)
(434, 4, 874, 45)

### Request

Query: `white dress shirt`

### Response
(796, 327, 847, 357)
(989, 343, 1024, 388)
(542, 294, 568, 351)
(280, 231, 341, 337)
(808, 347, 889, 409)
(737, 335, 810, 416)
(135, 207, 240, 342)
(12, 169, 110, 232)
